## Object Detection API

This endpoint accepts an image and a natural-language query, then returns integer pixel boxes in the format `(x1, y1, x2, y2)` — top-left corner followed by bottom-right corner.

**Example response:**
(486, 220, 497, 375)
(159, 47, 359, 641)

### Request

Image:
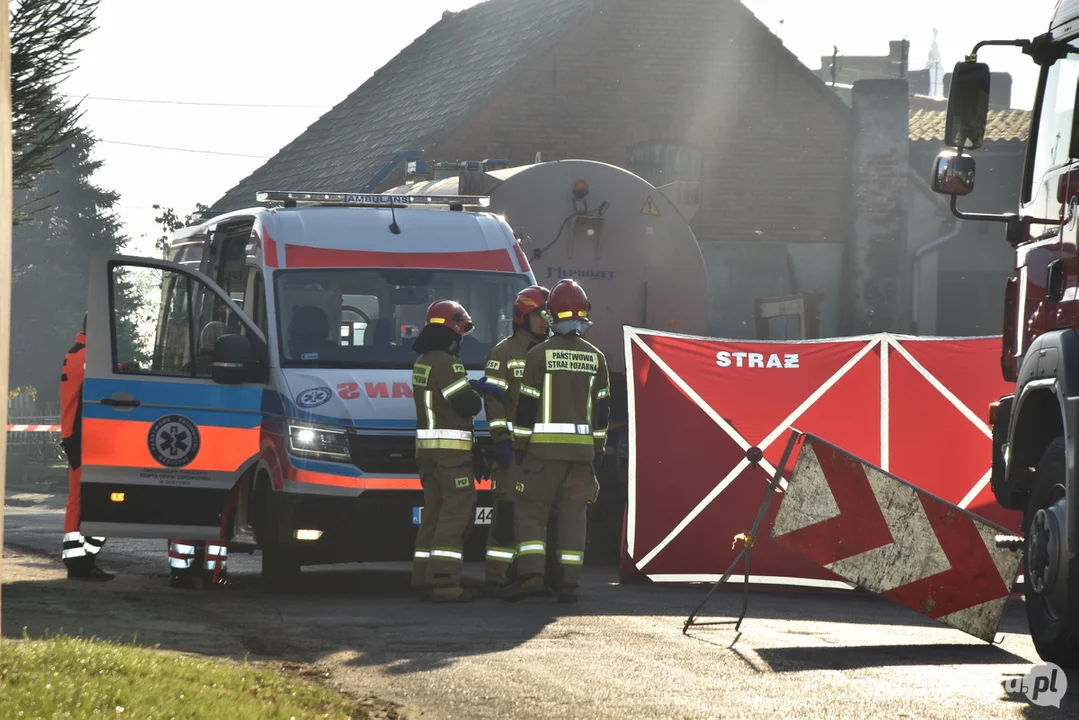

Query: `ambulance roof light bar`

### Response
(255, 190, 491, 209)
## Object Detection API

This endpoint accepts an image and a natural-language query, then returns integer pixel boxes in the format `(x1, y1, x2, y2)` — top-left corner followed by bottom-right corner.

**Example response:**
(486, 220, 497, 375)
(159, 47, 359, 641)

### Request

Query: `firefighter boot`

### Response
(169, 570, 196, 589)
(499, 574, 555, 602)
(430, 586, 477, 603)
(557, 585, 578, 604)
(203, 569, 240, 589)
(480, 580, 505, 598)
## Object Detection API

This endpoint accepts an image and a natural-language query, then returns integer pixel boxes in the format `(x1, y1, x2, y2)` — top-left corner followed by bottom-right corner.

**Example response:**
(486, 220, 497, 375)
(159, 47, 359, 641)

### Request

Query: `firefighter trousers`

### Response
(62, 465, 106, 570)
(412, 452, 476, 589)
(485, 463, 519, 583)
(514, 455, 599, 588)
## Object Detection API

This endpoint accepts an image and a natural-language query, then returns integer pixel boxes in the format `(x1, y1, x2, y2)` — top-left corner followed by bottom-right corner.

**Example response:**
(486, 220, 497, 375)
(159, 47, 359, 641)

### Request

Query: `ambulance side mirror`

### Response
(211, 334, 257, 385)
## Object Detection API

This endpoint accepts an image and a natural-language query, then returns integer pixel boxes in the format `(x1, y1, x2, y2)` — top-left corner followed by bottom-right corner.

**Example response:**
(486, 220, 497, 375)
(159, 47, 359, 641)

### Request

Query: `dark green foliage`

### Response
(11, 126, 133, 405)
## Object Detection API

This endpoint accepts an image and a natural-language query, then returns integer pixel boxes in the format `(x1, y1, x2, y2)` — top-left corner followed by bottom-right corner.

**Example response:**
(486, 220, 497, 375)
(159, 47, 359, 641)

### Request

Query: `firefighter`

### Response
(410, 299, 502, 603)
(60, 314, 114, 581)
(500, 279, 610, 604)
(481, 285, 551, 594)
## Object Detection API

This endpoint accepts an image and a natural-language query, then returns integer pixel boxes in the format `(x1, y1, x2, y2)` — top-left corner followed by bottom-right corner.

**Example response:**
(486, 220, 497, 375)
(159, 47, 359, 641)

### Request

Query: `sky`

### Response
(57, 0, 1060, 256)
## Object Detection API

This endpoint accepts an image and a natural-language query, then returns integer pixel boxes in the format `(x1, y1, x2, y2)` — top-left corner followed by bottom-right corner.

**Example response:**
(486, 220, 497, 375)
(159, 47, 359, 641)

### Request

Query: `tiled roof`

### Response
(909, 108, 1031, 143)
(212, 0, 595, 212)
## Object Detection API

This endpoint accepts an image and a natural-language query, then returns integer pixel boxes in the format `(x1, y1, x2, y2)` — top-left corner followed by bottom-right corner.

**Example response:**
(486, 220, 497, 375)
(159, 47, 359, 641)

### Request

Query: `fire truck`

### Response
(931, 0, 1079, 665)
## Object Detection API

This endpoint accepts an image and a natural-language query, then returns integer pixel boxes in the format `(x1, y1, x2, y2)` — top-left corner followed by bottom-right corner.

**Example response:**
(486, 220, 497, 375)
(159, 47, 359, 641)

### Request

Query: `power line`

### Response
(98, 139, 270, 159)
(63, 93, 330, 109)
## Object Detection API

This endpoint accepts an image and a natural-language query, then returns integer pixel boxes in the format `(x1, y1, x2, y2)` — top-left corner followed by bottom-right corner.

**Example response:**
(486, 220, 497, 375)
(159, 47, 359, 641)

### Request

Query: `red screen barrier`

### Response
(622, 328, 1020, 587)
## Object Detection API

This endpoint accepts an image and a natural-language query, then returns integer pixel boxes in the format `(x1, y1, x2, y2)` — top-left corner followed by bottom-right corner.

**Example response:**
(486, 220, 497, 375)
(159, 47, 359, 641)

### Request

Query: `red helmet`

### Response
(425, 300, 474, 335)
(548, 279, 590, 321)
(513, 285, 550, 323)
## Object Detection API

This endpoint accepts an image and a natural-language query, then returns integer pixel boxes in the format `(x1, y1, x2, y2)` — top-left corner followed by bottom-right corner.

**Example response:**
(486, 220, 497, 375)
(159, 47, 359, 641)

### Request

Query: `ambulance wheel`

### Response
(258, 488, 301, 593)
(1024, 436, 1079, 667)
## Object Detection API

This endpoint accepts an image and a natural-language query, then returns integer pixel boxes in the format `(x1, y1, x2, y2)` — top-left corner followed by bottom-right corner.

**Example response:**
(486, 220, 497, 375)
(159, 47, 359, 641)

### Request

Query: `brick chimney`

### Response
(844, 79, 911, 334)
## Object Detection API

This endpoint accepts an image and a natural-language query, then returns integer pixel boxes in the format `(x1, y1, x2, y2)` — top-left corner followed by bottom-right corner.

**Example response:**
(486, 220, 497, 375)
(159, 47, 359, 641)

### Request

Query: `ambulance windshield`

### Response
(275, 268, 529, 369)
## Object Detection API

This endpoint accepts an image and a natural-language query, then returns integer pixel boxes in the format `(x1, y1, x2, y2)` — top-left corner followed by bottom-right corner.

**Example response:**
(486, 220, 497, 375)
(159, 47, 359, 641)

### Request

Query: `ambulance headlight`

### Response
(288, 424, 350, 461)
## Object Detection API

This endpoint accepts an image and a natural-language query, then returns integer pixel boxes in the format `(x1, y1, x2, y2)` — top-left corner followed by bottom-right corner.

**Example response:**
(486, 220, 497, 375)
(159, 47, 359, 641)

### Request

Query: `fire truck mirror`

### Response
(931, 151, 977, 197)
(944, 61, 991, 150)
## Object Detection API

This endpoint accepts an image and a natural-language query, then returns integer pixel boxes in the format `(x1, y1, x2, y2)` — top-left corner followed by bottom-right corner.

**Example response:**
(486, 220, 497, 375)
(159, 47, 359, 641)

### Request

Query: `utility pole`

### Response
(830, 46, 840, 86)
(0, 0, 13, 625)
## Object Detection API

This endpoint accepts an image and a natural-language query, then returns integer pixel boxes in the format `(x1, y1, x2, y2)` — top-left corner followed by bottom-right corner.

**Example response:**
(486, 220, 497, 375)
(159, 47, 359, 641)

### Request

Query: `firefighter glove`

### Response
(469, 377, 505, 403)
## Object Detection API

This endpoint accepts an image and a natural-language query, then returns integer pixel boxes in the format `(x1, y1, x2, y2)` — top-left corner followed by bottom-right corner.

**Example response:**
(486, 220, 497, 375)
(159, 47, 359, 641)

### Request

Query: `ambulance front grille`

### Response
(347, 434, 417, 474)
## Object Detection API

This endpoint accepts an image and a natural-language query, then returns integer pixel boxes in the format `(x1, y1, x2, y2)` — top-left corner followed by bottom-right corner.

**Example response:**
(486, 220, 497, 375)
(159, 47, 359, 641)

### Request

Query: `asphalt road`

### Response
(4, 494, 1078, 719)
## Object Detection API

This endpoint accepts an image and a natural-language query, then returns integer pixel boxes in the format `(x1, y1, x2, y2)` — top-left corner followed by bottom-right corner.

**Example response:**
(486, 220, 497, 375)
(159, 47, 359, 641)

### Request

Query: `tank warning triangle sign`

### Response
(640, 197, 661, 216)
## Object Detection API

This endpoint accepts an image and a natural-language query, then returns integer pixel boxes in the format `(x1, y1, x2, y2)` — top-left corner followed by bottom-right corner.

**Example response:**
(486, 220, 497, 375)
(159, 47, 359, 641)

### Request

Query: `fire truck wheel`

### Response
(1024, 436, 1079, 667)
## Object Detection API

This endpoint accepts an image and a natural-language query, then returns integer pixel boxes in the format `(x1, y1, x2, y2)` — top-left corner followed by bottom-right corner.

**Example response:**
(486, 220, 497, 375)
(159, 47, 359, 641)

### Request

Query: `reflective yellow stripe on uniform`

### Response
(424, 390, 436, 429)
(442, 377, 469, 398)
(531, 423, 595, 445)
(560, 551, 584, 566)
(486, 547, 515, 563)
(414, 549, 431, 560)
(416, 428, 473, 451)
(542, 373, 553, 422)
(586, 375, 594, 427)
(431, 547, 464, 563)
(517, 541, 546, 556)
(520, 385, 541, 398)
(489, 419, 514, 432)
(596, 387, 610, 399)
(485, 376, 509, 390)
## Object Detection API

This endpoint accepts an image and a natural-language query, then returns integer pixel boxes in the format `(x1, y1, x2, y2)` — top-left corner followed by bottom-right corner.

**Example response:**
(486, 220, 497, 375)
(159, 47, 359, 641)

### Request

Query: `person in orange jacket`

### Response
(60, 314, 114, 581)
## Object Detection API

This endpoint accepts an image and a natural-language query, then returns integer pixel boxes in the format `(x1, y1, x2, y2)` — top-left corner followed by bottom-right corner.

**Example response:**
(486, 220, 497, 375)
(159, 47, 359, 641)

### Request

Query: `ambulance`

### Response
(78, 191, 535, 589)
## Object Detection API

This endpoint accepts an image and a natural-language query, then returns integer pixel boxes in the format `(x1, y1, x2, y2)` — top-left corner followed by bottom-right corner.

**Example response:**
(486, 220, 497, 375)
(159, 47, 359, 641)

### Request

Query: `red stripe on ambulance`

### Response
(282, 245, 516, 271)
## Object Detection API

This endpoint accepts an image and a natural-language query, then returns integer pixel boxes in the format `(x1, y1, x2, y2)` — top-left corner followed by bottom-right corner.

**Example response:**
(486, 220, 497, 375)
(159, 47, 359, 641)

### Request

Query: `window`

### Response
(340, 294, 376, 347)
(111, 263, 246, 378)
(244, 266, 268, 336)
(274, 268, 528, 370)
(1027, 43, 1079, 198)
(626, 141, 703, 186)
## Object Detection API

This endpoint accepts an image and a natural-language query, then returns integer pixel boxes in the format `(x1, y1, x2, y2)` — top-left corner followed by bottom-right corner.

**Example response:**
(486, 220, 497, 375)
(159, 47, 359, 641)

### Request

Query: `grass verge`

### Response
(0, 633, 370, 719)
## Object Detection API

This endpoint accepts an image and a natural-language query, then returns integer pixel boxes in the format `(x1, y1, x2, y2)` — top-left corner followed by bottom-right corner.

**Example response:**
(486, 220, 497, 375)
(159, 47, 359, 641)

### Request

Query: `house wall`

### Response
(908, 142, 1025, 336)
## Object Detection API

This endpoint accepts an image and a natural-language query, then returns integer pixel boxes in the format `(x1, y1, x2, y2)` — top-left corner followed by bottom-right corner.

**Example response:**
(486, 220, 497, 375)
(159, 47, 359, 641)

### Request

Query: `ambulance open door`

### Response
(79, 254, 267, 540)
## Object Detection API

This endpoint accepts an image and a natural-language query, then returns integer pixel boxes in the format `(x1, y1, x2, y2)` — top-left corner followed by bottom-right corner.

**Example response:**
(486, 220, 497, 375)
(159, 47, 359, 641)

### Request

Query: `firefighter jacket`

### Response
(60, 331, 86, 468)
(482, 328, 541, 445)
(412, 349, 483, 458)
(513, 333, 610, 461)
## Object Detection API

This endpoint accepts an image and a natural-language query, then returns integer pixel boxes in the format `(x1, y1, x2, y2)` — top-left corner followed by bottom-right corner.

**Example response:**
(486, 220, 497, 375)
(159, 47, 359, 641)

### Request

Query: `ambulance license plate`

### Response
(412, 506, 492, 525)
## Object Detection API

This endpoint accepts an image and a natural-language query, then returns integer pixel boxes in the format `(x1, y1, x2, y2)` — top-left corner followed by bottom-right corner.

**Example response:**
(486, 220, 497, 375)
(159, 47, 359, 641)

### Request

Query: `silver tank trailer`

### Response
(386, 159, 709, 373)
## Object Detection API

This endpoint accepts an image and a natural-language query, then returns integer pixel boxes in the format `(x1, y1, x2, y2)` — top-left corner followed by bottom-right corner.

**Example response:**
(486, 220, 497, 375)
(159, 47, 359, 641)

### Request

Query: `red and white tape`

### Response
(7, 424, 61, 432)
